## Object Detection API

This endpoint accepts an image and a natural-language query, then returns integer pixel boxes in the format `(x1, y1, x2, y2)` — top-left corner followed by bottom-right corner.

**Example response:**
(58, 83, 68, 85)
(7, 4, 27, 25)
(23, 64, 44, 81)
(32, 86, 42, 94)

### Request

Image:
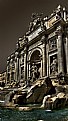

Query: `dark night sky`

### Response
(0, 0, 68, 73)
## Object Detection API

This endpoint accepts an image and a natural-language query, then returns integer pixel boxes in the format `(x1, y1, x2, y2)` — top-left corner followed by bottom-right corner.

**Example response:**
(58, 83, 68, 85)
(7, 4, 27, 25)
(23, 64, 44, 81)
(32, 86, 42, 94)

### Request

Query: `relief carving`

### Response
(49, 39, 57, 50)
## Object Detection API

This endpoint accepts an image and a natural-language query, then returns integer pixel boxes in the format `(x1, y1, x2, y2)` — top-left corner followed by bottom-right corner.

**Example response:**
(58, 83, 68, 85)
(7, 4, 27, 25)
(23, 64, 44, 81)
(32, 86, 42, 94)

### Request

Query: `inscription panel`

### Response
(28, 27, 42, 41)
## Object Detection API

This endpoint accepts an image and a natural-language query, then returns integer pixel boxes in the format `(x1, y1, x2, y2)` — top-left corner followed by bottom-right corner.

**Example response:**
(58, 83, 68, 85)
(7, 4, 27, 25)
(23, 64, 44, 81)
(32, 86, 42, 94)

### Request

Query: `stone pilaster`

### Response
(56, 26, 64, 73)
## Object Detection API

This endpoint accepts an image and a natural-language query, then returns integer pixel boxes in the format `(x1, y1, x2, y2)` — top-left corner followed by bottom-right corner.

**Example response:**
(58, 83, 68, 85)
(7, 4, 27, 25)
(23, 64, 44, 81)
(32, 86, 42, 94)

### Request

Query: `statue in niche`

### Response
(50, 56, 58, 75)
(31, 63, 40, 81)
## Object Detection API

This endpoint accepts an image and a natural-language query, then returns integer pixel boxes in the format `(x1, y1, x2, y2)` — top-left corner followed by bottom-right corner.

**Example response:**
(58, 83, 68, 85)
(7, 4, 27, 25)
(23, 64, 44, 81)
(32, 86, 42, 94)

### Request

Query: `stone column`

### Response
(5, 72, 7, 85)
(15, 57, 17, 81)
(18, 54, 21, 81)
(17, 56, 19, 82)
(63, 7, 67, 21)
(40, 56, 43, 78)
(56, 26, 64, 73)
(13, 58, 16, 81)
(28, 61, 31, 79)
(27, 61, 30, 80)
(15, 52, 19, 82)
(46, 41, 49, 77)
(10, 58, 12, 83)
(65, 28, 68, 73)
(7, 56, 11, 84)
(41, 36, 46, 77)
(24, 47, 27, 82)
(6, 60, 9, 84)
(27, 61, 29, 80)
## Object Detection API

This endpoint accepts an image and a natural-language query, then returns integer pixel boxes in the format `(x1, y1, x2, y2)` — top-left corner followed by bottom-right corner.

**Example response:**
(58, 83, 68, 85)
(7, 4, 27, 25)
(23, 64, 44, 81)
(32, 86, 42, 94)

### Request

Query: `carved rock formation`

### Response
(1, 76, 68, 110)
(41, 83, 68, 110)
(3, 77, 56, 107)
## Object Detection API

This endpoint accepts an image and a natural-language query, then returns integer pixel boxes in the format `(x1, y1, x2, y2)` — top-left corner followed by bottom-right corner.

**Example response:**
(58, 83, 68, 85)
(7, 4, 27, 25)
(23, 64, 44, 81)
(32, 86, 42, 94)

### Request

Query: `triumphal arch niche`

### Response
(7, 5, 68, 85)
(28, 48, 42, 81)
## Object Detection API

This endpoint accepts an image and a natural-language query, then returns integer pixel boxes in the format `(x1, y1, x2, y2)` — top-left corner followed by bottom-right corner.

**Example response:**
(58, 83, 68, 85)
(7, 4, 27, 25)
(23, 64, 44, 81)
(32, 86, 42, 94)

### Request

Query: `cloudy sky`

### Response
(0, 0, 68, 73)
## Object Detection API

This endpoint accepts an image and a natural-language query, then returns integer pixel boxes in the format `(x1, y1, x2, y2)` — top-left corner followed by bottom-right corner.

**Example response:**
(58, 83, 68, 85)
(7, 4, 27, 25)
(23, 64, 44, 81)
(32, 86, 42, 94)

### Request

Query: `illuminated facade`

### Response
(6, 5, 68, 85)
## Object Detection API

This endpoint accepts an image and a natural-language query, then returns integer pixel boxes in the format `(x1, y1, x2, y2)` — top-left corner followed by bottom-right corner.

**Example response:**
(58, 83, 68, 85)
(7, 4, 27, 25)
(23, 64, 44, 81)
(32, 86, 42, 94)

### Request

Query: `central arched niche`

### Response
(31, 50, 40, 63)
(30, 50, 42, 81)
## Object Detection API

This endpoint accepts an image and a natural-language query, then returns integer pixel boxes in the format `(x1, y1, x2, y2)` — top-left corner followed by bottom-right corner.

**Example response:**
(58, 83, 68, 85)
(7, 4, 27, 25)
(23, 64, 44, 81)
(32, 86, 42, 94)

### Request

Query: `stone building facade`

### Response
(6, 5, 68, 85)
(0, 72, 7, 87)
